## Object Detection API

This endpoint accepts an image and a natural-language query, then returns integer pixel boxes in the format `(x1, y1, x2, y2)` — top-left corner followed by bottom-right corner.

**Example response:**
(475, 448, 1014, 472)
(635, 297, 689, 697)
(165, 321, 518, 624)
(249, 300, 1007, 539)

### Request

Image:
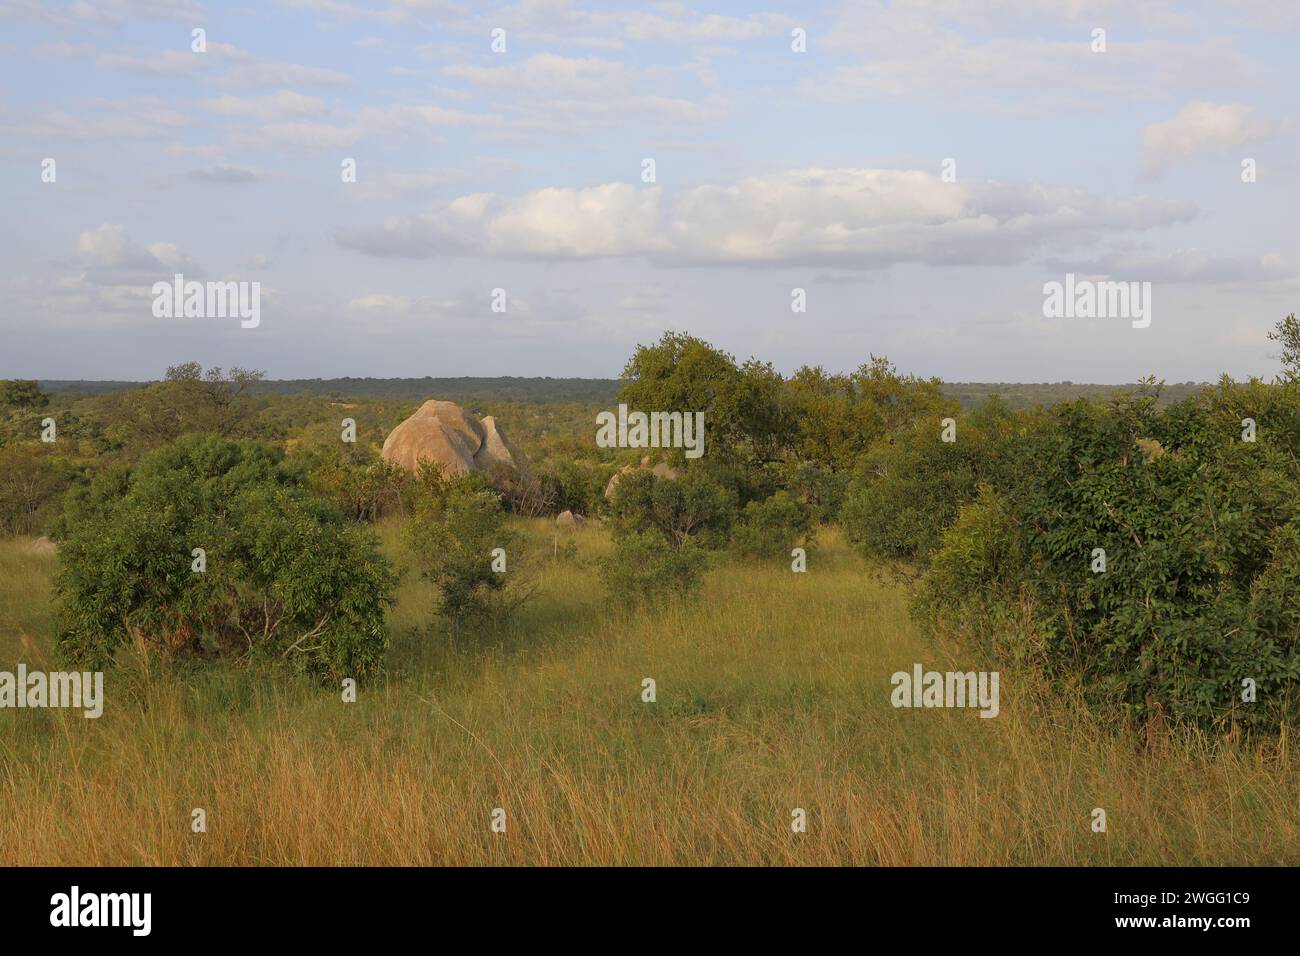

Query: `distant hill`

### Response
(39, 377, 1210, 408)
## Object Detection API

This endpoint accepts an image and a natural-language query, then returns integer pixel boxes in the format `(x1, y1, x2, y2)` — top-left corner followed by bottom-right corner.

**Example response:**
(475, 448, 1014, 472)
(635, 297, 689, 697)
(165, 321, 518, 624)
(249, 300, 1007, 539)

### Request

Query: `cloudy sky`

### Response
(1, 0, 1297, 383)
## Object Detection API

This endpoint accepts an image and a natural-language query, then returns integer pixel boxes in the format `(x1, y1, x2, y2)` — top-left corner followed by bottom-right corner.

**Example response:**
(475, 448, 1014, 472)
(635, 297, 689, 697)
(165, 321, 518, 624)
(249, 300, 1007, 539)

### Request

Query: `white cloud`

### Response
(337, 168, 1197, 268)
(1140, 102, 1280, 178)
(74, 224, 204, 284)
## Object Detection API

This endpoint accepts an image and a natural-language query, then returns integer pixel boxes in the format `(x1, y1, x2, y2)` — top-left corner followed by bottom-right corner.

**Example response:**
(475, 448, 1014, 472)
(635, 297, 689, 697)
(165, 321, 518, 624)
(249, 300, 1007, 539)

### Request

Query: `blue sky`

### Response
(1, 0, 1297, 382)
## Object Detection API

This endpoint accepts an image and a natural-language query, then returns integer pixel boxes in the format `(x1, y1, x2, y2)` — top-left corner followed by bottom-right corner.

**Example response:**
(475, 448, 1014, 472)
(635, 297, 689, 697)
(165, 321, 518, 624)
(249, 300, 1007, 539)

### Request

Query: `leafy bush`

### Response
(731, 491, 813, 560)
(608, 468, 736, 548)
(915, 382, 1300, 731)
(541, 459, 609, 517)
(54, 435, 397, 680)
(403, 475, 532, 637)
(298, 441, 408, 522)
(600, 530, 708, 606)
(841, 397, 1031, 561)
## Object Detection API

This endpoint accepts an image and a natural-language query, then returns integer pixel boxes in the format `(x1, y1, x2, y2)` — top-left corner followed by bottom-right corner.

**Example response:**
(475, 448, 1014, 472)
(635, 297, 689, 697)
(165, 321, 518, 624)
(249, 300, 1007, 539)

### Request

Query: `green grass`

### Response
(0, 525, 1296, 865)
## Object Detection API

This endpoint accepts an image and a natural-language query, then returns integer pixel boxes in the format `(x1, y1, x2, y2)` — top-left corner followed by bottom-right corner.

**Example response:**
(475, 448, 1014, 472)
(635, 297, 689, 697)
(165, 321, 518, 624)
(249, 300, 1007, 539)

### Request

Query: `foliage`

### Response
(0, 444, 71, 535)
(731, 491, 813, 560)
(104, 363, 265, 453)
(841, 396, 1029, 561)
(1268, 312, 1300, 383)
(617, 332, 791, 466)
(54, 435, 396, 680)
(608, 468, 737, 549)
(600, 530, 709, 607)
(403, 476, 531, 637)
(914, 381, 1300, 731)
(297, 440, 408, 522)
(0, 380, 49, 411)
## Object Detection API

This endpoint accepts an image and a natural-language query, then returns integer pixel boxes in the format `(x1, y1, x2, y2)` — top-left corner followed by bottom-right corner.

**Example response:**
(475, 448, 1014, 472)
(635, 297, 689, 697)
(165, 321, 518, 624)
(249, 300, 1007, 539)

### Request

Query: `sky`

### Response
(0, 0, 1297, 383)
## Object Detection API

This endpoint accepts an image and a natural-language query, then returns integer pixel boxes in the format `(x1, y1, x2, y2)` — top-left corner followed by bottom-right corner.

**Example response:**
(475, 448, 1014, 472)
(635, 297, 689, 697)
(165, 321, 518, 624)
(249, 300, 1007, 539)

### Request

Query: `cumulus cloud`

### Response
(336, 169, 1197, 269)
(1140, 102, 1279, 178)
(74, 224, 203, 285)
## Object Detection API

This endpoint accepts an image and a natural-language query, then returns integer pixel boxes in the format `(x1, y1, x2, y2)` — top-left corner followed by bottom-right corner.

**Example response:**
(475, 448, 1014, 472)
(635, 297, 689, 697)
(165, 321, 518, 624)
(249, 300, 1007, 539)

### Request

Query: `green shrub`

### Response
(608, 468, 736, 548)
(600, 530, 708, 607)
(403, 476, 531, 637)
(731, 491, 813, 560)
(54, 434, 397, 681)
(541, 458, 608, 516)
(914, 382, 1300, 731)
(841, 396, 1031, 561)
(297, 441, 408, 522)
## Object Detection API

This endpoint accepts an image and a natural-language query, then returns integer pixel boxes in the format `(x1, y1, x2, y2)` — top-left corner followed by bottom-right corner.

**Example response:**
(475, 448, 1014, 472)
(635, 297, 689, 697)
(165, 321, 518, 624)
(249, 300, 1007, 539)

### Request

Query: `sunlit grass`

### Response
(0, 523, 1295, 865)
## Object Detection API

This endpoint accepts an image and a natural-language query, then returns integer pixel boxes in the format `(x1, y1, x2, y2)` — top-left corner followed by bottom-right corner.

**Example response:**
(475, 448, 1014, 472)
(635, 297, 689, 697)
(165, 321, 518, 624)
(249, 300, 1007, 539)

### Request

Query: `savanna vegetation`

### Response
(0, 316, 1296, 865)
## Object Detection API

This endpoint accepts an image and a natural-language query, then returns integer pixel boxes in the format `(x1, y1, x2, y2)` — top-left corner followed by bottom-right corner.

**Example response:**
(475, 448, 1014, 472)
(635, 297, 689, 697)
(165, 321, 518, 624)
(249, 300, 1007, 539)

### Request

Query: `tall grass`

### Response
(0, 526, 1295, 865)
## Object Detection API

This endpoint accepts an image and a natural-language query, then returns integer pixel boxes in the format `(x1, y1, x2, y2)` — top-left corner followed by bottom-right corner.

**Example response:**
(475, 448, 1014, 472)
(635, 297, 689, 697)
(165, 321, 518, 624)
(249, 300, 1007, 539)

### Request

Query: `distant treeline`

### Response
(39, 377, 1210, 408)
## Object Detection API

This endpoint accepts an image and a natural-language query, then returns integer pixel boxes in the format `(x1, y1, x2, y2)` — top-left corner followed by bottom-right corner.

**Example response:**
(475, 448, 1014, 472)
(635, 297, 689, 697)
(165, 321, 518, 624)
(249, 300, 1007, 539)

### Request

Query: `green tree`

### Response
(108, 364, 265, 451)
(617, 332, 792, 465)
(600, 530, 708, 607)
(0, 380, 49, 411)
(1269, 312, 1300, 383)
(0, 445, 68, 535)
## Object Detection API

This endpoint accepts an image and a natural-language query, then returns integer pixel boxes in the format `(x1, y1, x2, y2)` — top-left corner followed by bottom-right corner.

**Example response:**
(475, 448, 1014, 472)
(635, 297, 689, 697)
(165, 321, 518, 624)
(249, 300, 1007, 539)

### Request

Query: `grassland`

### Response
(0, 524, 1295, 866)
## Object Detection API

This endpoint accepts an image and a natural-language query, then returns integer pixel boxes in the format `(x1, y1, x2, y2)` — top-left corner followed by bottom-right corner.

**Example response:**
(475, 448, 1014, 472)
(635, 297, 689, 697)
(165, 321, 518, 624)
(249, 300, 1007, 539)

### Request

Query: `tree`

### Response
(600, 530, 708, 607)
(1269, 313, 1300, 383)
(55, 435, 396, 680)
(617, 332, 792, 465)
(0, 445, 67, 535)
(0, 380, 49, 411)
(109, 363, 265, 451)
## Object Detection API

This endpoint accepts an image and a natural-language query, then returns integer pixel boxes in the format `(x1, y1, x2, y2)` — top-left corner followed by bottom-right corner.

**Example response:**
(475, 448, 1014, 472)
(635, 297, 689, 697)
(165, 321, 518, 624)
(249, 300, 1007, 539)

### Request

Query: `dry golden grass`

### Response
(0, 526, 1295, 865)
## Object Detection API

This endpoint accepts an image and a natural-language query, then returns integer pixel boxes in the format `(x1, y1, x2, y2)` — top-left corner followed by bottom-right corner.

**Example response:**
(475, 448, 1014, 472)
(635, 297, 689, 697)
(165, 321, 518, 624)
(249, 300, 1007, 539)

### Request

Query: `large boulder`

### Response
(475, 416, 521, 474)
(382, 400, 522, 487)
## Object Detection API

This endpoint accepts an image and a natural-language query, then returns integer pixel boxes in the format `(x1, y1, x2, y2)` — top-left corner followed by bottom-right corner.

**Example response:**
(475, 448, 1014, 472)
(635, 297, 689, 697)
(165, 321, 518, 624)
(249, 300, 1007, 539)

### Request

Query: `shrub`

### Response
(54, 435, 397, 681)
(731, 491, 813, 560)
(600, 530, 708, 607)
(608, 468, 736, 548)
(298, 441, 408, 522)
(841, 397, 1031, 561)
(914, 382, 1300, 732)
(403, 476, 532, 637)
(541, 459, 608, 517)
